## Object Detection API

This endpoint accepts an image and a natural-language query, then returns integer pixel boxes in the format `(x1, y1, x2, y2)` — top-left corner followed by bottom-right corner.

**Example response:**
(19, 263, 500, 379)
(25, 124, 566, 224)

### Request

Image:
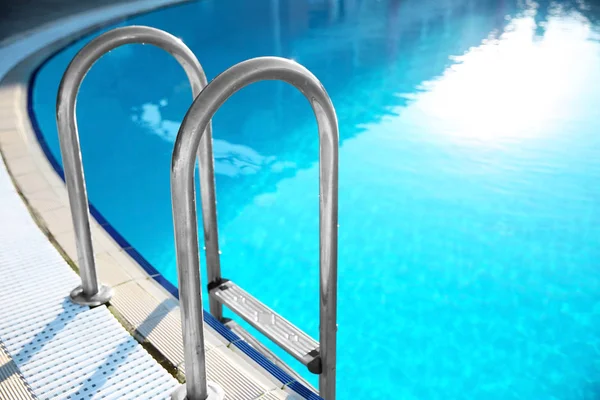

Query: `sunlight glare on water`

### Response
(408, 8, 600, 144)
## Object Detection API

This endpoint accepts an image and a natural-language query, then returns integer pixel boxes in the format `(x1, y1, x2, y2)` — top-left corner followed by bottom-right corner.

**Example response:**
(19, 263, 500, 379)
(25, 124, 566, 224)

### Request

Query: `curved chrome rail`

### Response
(56, 26, 220, 307)
(171, 56, 339, 400)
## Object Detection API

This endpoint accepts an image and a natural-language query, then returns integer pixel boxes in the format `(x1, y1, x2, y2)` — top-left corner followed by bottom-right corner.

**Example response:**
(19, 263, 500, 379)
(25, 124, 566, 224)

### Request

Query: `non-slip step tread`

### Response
(0, 339, 37, 400)
(209, 280, 320, 369)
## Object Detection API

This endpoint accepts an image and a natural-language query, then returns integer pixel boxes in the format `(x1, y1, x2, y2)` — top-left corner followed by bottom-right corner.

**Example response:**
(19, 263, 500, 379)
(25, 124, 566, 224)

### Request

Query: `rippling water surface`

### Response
(32, 0, 600, 398)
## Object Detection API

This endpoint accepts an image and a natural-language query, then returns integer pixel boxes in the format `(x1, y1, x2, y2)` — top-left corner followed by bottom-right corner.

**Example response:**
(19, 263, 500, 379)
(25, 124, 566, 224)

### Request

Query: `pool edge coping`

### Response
(0, 2, 322, 399)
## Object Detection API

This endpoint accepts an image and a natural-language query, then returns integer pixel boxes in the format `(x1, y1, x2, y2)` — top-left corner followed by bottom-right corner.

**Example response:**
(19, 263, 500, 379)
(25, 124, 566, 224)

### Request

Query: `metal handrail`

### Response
(171, 56, 339, 400)
(56, 26, 220, 307)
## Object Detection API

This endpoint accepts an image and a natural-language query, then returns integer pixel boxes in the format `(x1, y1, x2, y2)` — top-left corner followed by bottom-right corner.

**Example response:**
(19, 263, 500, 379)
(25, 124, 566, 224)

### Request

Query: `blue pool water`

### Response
(31, 0, 600, 398)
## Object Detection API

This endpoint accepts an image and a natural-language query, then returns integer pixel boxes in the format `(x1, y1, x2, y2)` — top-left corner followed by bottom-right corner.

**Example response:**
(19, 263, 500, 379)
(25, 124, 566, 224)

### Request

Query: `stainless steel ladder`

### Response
(171, 57, 340, 400)
(56, 25, 216, 307)
(56, 25, 339, 400)
(54, 24, 223, 400)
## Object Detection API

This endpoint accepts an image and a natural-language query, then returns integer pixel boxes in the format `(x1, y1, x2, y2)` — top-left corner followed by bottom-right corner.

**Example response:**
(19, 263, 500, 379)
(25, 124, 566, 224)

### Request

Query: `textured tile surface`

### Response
(0, 339, 37, 400)
(0, 163, 179, 400)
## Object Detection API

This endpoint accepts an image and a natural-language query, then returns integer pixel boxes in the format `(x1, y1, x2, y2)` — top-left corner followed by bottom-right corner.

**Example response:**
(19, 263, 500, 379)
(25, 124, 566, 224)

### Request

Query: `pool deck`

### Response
(0, 1, 309, 399)
(0, 174, 179, 397)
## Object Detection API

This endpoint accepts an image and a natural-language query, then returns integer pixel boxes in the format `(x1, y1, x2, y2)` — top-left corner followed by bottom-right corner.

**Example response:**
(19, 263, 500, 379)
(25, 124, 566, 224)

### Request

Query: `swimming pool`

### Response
(31, 0, 600, 398)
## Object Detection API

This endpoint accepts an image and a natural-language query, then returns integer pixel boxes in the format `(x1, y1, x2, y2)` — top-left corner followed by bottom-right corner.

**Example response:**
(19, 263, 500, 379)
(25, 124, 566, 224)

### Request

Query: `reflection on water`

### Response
(130, 101, 296, 177)
(31, 0, 600, 398)
(402, 6, 600, 144)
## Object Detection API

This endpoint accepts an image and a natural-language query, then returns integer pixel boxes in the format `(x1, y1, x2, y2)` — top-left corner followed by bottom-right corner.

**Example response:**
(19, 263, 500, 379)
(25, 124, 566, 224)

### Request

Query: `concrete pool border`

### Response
(0, 1, 321, 399)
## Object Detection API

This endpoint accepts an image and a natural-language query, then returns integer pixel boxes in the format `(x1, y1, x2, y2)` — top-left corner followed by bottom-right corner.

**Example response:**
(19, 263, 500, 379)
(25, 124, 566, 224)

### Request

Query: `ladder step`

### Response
(209, 280, 321, 374)
(224, 320, 318, 392)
